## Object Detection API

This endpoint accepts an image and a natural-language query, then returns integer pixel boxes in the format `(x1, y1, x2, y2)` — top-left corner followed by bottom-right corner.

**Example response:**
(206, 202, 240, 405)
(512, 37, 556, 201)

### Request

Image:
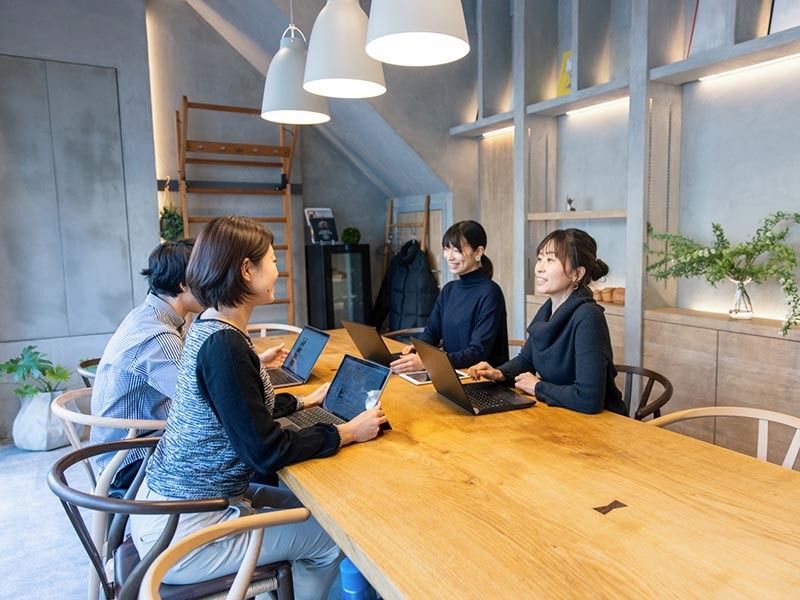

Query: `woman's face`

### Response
(245, 245, 279, 305)
(535, 242, 576, 297)
(443, 239, 483, 276)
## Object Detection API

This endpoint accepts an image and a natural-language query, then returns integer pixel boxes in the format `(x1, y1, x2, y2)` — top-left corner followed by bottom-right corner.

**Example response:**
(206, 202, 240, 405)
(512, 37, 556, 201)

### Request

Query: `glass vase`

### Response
(728, 278, 753, 320)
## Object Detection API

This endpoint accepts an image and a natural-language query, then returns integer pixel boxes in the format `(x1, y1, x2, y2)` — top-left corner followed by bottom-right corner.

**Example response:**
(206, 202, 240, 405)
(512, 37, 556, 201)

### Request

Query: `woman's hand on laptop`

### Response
(259, 343, 289, 368)
(337, 403, 388, 445)
(302, 382, 330, 409)
(467, 362, 505, 382)
(390, 352, 424, 374)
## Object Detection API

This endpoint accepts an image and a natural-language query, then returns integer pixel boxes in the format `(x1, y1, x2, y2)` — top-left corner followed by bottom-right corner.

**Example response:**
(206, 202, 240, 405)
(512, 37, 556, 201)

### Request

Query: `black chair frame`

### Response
(47, 437, 294, 600)
(616, 364, 674, 421)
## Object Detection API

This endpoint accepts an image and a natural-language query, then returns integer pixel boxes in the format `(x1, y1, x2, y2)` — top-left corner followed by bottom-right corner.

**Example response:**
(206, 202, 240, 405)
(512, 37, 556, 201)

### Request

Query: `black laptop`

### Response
(412, 338, 535, 415)
(342, 320, 402, 366)
(276, 354, 391, 431)
(265, 326, 330, 389)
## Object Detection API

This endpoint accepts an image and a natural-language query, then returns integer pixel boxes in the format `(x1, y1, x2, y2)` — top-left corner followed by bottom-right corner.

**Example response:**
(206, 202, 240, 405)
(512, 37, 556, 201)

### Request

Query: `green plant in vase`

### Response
(0, 346, 73, 450)
(646, 211, 800, 336)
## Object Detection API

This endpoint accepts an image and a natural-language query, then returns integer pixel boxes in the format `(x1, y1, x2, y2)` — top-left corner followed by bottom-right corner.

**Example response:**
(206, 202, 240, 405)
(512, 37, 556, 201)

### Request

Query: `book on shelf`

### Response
(557, 50, 573, 97)
(304, 208, 338, 244)
(310, 217, 338, 244)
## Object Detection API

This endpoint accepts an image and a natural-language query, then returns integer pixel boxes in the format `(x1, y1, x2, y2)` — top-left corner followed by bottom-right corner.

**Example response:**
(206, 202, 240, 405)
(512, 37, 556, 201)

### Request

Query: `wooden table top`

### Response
(255, 330, 800, 599)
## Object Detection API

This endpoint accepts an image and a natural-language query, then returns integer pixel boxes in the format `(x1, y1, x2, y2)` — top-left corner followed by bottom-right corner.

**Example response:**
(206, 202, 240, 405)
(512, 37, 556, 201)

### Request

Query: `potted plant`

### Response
(646, 211, 800, 336)
(160, 205, 184, 242)
(0, 346, 73, 450)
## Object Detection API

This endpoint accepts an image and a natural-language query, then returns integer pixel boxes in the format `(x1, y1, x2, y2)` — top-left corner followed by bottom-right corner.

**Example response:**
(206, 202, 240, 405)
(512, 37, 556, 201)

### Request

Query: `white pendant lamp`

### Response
(261, 20, 330, 124)
(366, 0, 470, 67)
(303, 0, 386, 99)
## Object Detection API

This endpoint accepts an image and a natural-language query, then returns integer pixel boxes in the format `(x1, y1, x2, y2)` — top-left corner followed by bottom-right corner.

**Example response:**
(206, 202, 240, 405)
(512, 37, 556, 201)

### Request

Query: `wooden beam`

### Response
(186, 140, 290, 157)
(187, 101, 261, 115)
(185, 158, 283, 168)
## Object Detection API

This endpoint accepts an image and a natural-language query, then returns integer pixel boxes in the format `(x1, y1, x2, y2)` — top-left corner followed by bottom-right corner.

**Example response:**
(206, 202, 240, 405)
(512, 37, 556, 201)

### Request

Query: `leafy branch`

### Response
(646, 211, 800, 335)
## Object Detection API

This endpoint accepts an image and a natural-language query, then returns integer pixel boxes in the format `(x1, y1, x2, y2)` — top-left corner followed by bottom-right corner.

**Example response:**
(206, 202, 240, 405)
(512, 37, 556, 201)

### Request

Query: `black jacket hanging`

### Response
(372, 240, 439, 331)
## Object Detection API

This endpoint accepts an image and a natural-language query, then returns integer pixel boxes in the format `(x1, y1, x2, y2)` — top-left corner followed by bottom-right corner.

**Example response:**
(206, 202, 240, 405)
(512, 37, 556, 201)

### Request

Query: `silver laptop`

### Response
(265, 326, 330, 389)
(277, 354, 392, 431)
(412, 338, 535, 415)
(341, 320, 402, 366)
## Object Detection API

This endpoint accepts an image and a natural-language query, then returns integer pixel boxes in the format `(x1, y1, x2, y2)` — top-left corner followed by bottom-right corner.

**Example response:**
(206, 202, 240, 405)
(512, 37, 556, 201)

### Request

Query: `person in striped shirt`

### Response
(90, 240, 202, 495)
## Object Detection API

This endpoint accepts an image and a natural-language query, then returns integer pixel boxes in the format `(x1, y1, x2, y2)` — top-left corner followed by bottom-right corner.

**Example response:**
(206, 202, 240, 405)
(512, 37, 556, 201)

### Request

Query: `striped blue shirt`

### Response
(90, 293, 184, 470)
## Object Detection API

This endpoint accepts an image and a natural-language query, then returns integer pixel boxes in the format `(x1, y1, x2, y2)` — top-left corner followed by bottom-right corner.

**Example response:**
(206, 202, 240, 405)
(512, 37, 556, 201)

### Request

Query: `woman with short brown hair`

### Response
(132, 215, 387, 598)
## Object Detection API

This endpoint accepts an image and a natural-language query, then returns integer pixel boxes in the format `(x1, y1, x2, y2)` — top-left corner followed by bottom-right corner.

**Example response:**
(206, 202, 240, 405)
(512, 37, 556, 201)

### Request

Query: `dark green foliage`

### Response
(160, 206, 184, 242)
(341, 227, 361, 244)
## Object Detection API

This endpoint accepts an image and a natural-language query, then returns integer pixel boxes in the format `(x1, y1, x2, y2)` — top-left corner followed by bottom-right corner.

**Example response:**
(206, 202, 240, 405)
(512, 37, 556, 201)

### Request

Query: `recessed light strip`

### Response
(565, 96, 629, 116)
(481, 125, 515, 138)
(699, 52, 800, 81)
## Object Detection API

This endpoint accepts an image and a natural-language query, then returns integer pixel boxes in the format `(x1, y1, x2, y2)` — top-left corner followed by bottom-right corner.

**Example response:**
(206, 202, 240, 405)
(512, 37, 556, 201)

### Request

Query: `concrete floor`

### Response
(0, 443, 89, 599)
(0, 443, 344, 600)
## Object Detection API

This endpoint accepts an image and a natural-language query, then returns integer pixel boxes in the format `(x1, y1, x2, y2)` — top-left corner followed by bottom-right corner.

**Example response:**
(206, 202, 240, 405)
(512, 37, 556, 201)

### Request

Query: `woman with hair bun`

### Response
(468, 228, 625, 415)
(390, 220, 509, 373)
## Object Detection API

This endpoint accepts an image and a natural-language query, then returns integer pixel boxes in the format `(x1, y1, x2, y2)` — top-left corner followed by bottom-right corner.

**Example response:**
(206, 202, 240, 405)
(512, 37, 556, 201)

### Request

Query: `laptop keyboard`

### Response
(464, 386, 512, 410)
(287, 407, 345, 428)
(267, 369, 298, 386)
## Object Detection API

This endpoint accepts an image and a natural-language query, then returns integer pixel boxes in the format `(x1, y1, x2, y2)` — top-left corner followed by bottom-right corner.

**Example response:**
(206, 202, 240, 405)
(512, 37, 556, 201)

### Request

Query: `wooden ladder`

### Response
(175, 96, 298, 324)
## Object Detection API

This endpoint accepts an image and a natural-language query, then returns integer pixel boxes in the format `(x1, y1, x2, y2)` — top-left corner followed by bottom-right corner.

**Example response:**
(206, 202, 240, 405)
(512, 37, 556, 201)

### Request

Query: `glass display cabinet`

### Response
(305, 244, 372, 329)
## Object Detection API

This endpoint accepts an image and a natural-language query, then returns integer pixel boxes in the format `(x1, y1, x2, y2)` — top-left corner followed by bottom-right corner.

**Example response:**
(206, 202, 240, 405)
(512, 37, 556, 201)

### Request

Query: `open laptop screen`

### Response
(282, 326, 330, 379)
(324, 355, 390, 421)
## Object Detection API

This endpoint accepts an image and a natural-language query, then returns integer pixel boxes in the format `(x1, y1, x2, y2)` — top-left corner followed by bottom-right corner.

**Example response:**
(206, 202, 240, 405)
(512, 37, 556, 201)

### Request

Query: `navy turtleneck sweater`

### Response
(497, 286, 625, 415)
(417, 269, 509, 369)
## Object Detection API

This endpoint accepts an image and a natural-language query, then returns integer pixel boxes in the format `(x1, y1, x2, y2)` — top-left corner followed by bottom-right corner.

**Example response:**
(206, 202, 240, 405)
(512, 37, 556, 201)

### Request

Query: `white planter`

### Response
(12, 391, 70, 451)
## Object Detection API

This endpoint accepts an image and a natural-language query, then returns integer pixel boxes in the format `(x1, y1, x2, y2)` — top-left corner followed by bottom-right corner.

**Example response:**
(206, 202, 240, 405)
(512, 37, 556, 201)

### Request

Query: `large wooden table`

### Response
(255, 330, 800, 598)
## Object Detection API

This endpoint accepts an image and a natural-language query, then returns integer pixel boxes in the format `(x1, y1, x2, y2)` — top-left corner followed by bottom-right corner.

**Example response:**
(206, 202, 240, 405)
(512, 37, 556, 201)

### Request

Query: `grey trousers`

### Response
(131, 480, 342, 600)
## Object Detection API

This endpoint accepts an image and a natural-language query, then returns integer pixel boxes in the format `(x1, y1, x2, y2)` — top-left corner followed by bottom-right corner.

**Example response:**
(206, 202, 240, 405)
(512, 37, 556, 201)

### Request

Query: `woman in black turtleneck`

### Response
(469, 228, 625, 415)
(389, 221, 509, 372)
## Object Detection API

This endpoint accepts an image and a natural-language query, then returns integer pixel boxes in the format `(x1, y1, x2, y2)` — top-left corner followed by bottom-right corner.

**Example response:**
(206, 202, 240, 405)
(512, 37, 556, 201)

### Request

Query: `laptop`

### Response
(265, 326, 330, 389)
(411, 338, 536, 415)
(276, 354, 392, 431)
(341, 320, 402, 366)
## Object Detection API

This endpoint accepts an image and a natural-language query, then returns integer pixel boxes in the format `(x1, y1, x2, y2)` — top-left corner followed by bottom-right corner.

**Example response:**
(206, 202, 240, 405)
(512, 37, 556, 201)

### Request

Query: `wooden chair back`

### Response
(615, 364, 673, 420)
(650, 406, 800, 469)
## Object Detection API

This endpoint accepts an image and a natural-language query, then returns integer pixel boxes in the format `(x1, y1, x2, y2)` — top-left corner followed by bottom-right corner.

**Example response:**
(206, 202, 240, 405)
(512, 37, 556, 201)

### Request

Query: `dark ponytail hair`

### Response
(536, 228, 608, 287)
(442, 220, 494, 279)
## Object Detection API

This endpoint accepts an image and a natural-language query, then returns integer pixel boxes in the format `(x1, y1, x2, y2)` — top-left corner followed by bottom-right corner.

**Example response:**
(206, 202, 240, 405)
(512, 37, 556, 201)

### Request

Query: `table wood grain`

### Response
(254, 330, 800, 599)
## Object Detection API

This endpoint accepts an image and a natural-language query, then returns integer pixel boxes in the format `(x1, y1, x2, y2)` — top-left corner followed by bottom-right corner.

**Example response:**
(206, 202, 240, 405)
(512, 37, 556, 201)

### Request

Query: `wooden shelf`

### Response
(525, 79, 629, 117)
(527, 209, 627, 221)
(650, 25, 800, 85)
(448, 111, 513, 138)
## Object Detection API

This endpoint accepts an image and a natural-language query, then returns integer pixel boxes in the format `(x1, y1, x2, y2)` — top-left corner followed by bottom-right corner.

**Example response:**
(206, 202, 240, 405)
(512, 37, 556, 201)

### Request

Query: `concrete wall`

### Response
(678, 59, 800, 320)
(0, 0, 157, 442)
(300, 127, 388, 303)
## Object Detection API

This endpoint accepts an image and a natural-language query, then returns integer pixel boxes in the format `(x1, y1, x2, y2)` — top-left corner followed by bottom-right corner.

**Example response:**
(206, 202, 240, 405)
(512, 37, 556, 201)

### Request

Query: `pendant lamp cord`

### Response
(283, 0, 307, 42)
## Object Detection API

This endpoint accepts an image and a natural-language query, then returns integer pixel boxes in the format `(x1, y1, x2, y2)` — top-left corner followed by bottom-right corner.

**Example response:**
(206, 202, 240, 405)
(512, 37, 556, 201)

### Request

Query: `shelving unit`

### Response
(650, 23, 800, 84)
(525, 79, 629, 117)
(453, 0, 800, 425)
(449, 111, 513, 138)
